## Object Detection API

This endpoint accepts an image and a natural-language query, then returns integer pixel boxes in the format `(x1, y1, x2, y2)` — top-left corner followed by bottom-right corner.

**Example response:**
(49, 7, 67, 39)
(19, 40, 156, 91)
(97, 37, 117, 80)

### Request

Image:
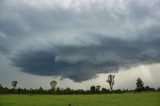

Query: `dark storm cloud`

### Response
(1, 0, 160, 81)
(0, 43, 8, 54)
(11, 34, 160, 81)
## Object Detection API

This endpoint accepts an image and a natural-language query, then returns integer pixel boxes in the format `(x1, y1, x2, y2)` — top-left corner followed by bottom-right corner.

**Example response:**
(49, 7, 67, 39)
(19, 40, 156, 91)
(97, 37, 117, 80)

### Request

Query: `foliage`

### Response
(96, 85, 101, 91)
(90, 86, 96, 93)
(11, 81, 18, 88)
(106, 74, 115, 91)
(136, 77, 144, 91)
(50, 80, 57, 90)
(0, 78, 159, 95)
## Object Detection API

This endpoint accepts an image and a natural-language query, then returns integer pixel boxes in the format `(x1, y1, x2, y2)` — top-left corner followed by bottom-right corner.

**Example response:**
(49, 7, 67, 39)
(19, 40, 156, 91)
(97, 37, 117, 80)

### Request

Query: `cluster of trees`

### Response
(0, 75, 159, 95)
(135, 78, 157, 92)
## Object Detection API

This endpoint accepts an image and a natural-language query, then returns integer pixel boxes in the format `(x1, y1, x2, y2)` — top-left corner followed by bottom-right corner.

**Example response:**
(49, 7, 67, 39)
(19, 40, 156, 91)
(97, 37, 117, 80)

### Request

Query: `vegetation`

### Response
(106, 74, 115, 91)
(0, 77, 159, 95)
(0, 92, 160, 106)
(0, 77, 159, 106)
(50, 80, 57, 90)
(11, 81, 18, 89)
(136, 77, 144, 91)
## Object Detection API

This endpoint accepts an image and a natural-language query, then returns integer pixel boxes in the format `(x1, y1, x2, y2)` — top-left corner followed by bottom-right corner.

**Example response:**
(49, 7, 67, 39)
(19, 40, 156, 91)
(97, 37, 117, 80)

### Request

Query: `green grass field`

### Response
(0, 92, 160, 106)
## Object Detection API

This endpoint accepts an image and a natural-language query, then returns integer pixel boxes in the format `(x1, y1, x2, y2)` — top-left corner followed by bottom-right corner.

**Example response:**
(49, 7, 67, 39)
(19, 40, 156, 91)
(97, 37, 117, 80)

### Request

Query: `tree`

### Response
(38, 86, 43, 94)
(106, 74, 115, 91)
(90, 86, 96, 93)
(12, 81, 18, 89)
(0, 84, 2, 88)
(136, 77, 144, 91)
(50, 80, 57, 90)
(144, 86, 155, 91)
(101, 88, 108, 92)
(96, 85, 101, 91)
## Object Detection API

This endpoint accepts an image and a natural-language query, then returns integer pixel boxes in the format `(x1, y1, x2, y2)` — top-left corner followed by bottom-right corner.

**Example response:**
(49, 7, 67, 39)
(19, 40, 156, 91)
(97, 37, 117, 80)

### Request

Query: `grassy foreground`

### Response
(0, 92, 160, 106)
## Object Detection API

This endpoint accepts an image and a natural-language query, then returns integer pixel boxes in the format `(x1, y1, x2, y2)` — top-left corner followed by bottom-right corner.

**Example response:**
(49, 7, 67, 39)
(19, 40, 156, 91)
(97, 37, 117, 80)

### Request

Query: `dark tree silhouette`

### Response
(90, 86, 96, 93)
(12, 81, 18, 89)
(136, 77, 144, 91)
(106, 74, 115, 91)
(96, 85, 101, 91)
(50, 80, 57, 90)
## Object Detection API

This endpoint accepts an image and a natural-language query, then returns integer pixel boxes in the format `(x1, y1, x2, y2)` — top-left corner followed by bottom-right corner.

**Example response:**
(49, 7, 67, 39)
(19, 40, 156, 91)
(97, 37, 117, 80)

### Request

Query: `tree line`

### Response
(0, 75, 159, 95)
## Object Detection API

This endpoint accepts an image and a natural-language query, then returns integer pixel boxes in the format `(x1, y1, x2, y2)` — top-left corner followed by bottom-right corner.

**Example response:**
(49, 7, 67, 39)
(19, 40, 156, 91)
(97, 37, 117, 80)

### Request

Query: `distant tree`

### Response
(50, 80, 57, 90)
(65, 88, 71, 94)
(38, 86, 43, 91)
(144, 86, 155, 91)
(56, 87, 61, 94)
(106, 74, 115, 91)
(102, 88, 107, 92)
(90, 86, 96, 93)
(136, 77, 144, 91)
(38, 86, 43, 94)
(96, 85, 101, 91)
(0, 84, 3, 94)
(0, 84, 2, 88)
(114, 89, 122, 94)
(56, 87, 60, 91)
(11, 81, 18, 89)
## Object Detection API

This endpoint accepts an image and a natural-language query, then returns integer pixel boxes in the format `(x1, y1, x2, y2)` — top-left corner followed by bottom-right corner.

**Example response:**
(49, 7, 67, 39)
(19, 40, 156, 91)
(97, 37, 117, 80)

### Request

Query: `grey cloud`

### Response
(0, 0, 160, 81)
(11, 35, 160, 82)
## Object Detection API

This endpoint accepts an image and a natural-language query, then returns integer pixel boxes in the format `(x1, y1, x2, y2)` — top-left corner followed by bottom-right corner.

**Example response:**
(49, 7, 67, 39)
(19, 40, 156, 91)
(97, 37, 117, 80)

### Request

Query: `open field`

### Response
(0, 92, 160, 106)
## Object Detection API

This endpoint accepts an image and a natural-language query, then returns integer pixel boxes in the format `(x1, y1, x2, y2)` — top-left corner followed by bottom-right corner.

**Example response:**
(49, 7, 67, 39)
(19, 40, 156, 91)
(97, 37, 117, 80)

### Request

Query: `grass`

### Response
(0, 92, 160, 106)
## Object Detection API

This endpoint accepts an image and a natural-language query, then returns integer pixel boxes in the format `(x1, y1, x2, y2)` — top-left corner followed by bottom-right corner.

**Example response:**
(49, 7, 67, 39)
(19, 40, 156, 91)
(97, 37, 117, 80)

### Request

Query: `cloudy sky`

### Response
(0, 0, 160, 90)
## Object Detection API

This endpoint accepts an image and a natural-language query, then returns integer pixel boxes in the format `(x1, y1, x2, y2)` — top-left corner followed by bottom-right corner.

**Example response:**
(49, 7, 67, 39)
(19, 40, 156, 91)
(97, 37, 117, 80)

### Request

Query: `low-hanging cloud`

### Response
(11, 35, 160, 81)
(1, 0, 160, 82)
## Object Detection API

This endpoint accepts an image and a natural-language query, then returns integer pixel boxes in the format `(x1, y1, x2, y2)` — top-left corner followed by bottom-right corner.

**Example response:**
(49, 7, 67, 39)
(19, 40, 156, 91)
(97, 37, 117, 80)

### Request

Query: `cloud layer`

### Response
(0, 0, 160, 82)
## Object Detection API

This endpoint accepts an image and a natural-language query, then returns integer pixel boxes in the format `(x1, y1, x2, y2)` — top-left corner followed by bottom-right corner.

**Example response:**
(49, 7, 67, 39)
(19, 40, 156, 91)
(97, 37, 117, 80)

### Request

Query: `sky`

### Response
(0, 0, 160, 90)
